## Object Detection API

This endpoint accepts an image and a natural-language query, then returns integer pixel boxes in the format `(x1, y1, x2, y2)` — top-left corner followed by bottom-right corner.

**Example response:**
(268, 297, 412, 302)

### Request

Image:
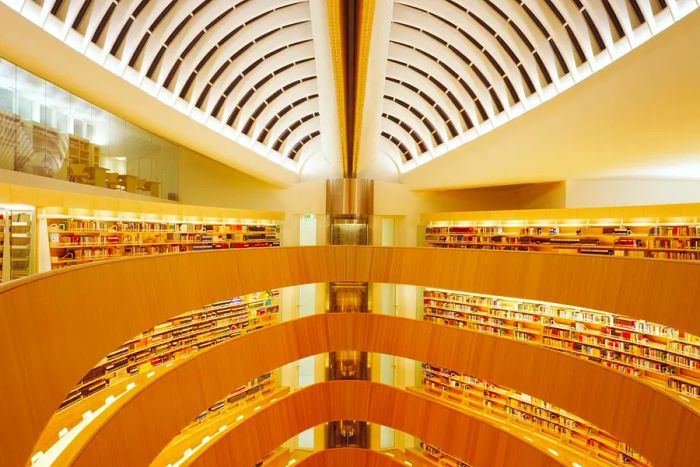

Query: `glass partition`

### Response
(0, 57, 178, 199)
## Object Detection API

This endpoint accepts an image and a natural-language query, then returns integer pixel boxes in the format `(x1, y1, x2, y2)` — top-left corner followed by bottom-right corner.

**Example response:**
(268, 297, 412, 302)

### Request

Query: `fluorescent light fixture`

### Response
(548, 448, 559, 456)
(183, 448, 193, 458)
(523, 436, 533, 442)
(236, 415, 244, 422)
(254, 405, 261, 411)
(31, 452, 44, 464)
(105, 395, 116, 405)
(82, 410, 93, 420)
(404, 461, 413, 466)
(572, 463, 583, 467)
(58, 427, 68, 438)
(219, 425, 228, 432)
(287, 460, 297, 466)
(147, 371, 156, 378)
(202, 435, 210, 444)
(126, 382, 136, 391)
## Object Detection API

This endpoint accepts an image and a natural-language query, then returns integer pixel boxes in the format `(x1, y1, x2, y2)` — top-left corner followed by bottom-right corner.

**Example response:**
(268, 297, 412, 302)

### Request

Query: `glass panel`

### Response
(0, 59, 17, 170)
(0, 57, 179, 198)
(380, 425, 395, 449)
(298, 356, 314, 387)
(298, 428, 314, 449)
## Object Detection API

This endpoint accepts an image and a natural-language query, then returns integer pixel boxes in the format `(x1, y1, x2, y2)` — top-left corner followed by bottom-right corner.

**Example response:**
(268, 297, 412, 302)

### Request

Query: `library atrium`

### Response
(1, 1, 699, 466)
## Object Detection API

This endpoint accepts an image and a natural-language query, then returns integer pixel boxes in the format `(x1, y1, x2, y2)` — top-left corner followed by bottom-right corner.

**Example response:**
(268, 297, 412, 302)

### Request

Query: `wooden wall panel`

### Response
(294, 448, 401, 467)
(2, 247, 700, 466)
(70, 315, 699, 467)
(189, 382, 559, 467)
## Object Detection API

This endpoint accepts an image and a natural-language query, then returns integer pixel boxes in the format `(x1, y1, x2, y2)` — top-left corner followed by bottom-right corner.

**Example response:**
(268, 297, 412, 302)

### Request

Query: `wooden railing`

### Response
(2, 246, 700, 466)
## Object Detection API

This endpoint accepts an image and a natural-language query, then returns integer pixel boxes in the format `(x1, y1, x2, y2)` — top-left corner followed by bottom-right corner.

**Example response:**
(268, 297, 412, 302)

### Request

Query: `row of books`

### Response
(424, 289, 700, 399)
(421, 363, 647, 465)
(59, 291, 279, 411)
(49, 219, 279, 233)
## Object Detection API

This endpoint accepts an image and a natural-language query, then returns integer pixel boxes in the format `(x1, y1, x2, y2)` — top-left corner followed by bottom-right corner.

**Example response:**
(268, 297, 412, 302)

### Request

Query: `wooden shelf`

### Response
(423, 289, 700, 400)
(57, 290, 280, 412)
(419, 363, 647, 466)
(47, 217, 281, 269)
(426, 222, 700, 261)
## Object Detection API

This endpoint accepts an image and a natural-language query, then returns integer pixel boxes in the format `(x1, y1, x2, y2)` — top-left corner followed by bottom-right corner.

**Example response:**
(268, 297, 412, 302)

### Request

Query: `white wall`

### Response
(566, 178, 700, 208)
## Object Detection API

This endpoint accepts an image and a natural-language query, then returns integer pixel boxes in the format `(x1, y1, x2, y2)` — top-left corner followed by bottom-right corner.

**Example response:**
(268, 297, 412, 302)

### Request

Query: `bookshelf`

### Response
(67, 135, 93, 166)
(424, 204, 700, 261)
(31, 289, 282, 465)
(0, 110, 20, 169)
(420, 363, 647, 466)
(155, 386, 289, 467)
(46, 216, 281, 269)
(57, 290, 280, 411)
(425, 286, 700, 406)
(423, 288, 700, 401)
(0, 207, 35, 282)
(413, 442, 471, 467)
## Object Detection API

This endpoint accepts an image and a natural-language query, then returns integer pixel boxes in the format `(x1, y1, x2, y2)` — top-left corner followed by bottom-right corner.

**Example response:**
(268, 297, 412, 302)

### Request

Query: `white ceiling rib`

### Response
(378, 0, 699, 171)
(7, 0, 326, 171)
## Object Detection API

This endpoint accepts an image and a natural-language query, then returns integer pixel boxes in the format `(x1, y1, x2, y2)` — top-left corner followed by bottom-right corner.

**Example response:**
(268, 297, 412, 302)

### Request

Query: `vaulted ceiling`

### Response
(0, 0, 698, 187)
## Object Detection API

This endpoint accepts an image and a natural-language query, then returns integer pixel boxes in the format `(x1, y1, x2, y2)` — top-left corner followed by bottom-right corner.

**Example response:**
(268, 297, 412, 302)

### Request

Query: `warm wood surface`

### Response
(293, 448, 402, 467)
(70, 314, 699, 467)
(3, 246, 700, 466)
(189, 382, 560, 467)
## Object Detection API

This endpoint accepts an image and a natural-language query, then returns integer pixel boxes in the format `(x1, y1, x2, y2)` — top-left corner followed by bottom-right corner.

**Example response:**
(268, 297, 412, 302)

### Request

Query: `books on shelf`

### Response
(46, 216, 281, 268)
(58, 289, 280, 411)
(420, 362, 648, 466)
(423, 289, 700, 401)
(426, 221, 700, 260)
(0, 208, 34, 282)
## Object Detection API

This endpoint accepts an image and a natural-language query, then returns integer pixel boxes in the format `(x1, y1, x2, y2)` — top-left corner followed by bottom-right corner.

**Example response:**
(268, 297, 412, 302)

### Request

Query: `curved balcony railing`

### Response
(3, 246, 700, 466)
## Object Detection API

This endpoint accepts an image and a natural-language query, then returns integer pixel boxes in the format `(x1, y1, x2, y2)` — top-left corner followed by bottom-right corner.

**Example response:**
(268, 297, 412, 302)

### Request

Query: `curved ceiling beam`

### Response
(541, 1, 588, 65)
(172, 1, 307, 96)
(1, 0, 325, 177)
(383, 97, 444, 146)
(188, 382, 559, 467)
(392, 6, 520, 105)
(381, 113, 428, 154)
(272, 113, 321, 153)
(125, 1, 178, 69)
(286, 130, 320, 160)
(385, 0, 696, 173)
(143, 0, 216, 82)
(389, 30, 499, 120)
(399, 0, 538, 96)
(256, 94, 319, 145)
(207, 28, 312, 117)
(381, 119, 418, 159)
(276, 116, 321, 155)
(383, 81, 456, 139)
(380, 131, 412, 163)
(200, 27, 313, 113)
(294, 447, 401, 467)
(480, 0, 556, 84)
(235, 59, 317, 133)
(384, 74, 460, 137)
(5, 246, 700, 466)
(227, 73, 317, 129)
(69, 314, 698, 467)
